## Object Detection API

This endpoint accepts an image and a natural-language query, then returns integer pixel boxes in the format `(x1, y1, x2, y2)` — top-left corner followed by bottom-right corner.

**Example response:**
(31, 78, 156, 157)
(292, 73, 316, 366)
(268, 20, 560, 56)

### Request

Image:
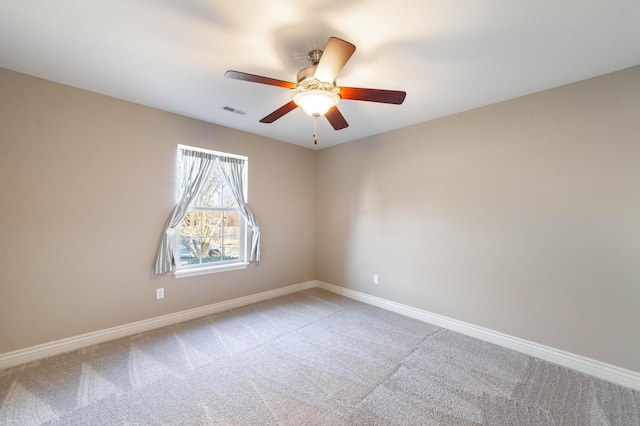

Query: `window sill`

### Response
(174, 262, 249, 279)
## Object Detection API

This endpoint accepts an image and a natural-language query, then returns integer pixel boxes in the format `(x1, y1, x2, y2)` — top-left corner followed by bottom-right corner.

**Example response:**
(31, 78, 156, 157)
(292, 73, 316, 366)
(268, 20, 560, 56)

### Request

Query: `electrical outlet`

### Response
(156, 288, 164, 299)
(373, 275, 379, 284)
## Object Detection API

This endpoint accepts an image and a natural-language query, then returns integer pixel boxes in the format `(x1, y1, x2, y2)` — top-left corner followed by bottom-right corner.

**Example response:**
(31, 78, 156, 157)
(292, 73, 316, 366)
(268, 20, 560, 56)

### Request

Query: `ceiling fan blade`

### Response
(339, 87, 406, 104)
(325, 106, 349, 130)
(259, 101, 298, 123)
(314, 37, 356, 84)
(225, 70, 297, 89)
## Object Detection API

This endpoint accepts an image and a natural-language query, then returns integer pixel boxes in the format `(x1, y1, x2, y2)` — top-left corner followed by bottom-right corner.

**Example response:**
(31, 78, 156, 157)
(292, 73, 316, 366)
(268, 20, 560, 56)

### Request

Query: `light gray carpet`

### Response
(0, 288, 638, 425)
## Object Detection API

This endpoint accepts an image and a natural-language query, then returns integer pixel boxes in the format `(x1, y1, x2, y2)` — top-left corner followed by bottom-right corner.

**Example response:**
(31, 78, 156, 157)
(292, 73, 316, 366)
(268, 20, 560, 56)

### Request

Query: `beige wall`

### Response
(2, 65, 640, 374)
(0, 68, 317, 354)
(316, 66, 640, 373)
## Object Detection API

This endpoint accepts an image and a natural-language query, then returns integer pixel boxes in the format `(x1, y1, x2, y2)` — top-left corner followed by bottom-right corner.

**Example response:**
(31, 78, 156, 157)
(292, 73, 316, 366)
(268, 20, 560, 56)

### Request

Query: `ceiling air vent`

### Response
(221, 105, 246, 116)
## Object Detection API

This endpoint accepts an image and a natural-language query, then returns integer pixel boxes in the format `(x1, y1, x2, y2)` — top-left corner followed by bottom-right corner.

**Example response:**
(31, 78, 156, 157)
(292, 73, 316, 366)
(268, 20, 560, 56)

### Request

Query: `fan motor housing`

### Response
(297, 65, 338, 93)
(297, 66, 317, 85)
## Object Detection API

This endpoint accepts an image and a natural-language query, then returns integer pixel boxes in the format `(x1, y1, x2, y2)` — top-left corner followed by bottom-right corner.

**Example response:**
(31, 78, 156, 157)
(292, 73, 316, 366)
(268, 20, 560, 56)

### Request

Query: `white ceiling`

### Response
(1, 1, 639, 149)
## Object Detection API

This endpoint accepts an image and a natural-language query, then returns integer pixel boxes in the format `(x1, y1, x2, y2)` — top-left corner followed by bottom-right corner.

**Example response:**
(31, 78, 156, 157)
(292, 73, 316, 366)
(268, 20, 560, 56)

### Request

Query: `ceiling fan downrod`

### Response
(308, 49, 323, 66)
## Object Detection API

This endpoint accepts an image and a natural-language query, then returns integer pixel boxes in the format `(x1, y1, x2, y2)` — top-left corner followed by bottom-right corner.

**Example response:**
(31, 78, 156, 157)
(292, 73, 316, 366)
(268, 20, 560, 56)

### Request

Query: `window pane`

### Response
(179, 239, 200, 266)
(223, 242, 240, 261)
(222, 184, 236, 208)
(201, 237, 223, 264)
(224, 211, 241, 235)
(195, 173, 222, 207)
(203, 211, 223, 237)
(223, 228, 240, 260)
(181, 211, 202, 237)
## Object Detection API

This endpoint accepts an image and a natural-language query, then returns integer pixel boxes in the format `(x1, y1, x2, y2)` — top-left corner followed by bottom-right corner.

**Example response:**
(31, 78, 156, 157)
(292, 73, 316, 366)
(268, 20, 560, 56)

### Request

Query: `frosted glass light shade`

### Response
(293, 89, 339, 117)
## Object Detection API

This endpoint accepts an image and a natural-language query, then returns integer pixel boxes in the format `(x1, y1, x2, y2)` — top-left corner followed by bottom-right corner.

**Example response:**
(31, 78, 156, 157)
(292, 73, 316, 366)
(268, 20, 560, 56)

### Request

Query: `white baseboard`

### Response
(3, 279, 639, 391)
(0, 281, 316, 370)
(316, 281, 640, 391)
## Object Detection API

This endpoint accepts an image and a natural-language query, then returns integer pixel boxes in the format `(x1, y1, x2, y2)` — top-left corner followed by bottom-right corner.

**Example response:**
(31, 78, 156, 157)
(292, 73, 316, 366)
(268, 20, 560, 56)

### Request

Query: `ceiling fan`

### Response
(225, 37, 406, 144)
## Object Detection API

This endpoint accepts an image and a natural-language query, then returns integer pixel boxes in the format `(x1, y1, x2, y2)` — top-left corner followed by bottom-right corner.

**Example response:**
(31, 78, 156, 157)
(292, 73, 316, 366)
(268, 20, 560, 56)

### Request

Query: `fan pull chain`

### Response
(313, 117, 318, 145)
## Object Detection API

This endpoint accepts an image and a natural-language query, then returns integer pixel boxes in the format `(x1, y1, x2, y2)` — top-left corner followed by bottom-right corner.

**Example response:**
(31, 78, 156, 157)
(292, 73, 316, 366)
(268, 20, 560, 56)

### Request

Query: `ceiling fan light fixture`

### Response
(293, 89, 339, 117)
(225, 37, 405, 138)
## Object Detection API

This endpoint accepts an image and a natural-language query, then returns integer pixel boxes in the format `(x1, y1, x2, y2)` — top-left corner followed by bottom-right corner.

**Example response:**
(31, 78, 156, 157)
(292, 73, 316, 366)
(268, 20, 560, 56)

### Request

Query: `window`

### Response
(173, 146, 250, 278)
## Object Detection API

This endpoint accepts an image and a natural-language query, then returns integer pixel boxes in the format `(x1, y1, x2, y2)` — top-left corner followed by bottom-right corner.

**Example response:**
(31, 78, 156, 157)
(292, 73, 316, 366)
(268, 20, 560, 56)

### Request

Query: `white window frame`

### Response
(173, 145, 249, 279)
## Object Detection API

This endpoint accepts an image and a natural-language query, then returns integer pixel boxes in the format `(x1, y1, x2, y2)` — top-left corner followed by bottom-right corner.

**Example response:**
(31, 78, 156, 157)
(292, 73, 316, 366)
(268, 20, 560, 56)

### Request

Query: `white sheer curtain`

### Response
(218, 157, 262, 262)
(154, 148, 216, 274)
